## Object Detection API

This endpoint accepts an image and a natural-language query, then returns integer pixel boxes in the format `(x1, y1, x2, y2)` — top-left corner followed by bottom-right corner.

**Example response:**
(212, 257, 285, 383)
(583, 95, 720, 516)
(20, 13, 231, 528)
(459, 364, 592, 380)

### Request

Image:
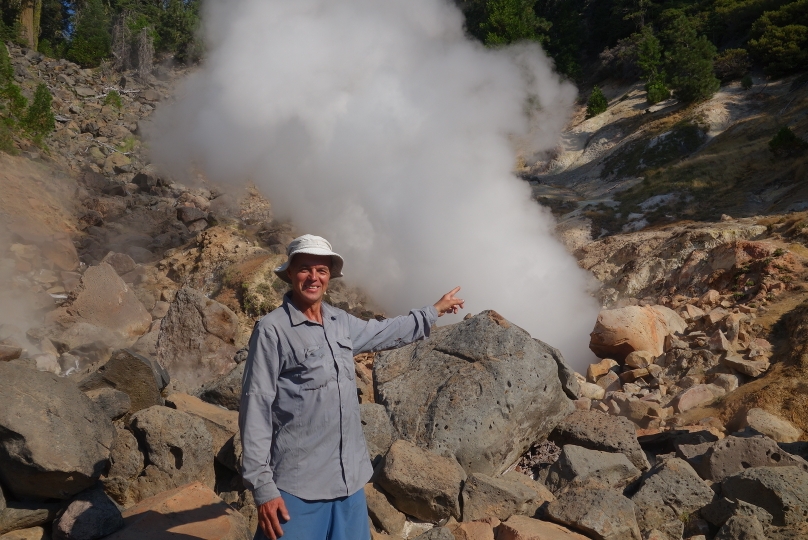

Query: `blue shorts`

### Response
(253, 488, 371, 540)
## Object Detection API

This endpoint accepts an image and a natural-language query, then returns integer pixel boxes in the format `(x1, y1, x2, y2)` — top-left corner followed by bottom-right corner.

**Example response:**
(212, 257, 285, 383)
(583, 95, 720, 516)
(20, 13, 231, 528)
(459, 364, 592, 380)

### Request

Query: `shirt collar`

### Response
(283, 293, 335, 327)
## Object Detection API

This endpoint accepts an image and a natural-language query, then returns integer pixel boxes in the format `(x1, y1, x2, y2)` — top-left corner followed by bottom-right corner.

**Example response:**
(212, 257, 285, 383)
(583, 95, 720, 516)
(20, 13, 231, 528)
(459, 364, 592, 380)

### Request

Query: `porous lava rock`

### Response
(377, 440, 465, 521)
(546, 488, 642, 540)
(127, 406, 215, 503)
(375, 311, 573, 476)
(631, 457, 715, 538)
(721, 466, 808, 527)
(549, 410, 650, 471)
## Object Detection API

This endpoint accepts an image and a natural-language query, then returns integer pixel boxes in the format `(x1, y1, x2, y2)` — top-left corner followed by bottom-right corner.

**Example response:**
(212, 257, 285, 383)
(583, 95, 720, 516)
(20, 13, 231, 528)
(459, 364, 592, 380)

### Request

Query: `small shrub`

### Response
(741, 74, 754, 89)
(714, 48, 751, 81)
(769, 126, 808, 157)
(586, 86, 608, 118)
(646, 79, 671, 104)
(774, 248, 786, 256)
(21, 84, 55, 145)
(0, 120, 15, 154)
(1, 83, 28, 122)
(104, 90, 123, 109)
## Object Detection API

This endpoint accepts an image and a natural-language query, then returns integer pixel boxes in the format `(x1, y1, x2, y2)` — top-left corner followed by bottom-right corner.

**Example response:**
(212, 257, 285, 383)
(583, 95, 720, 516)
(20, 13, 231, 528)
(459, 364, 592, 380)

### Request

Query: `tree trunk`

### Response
(17, 0, 42, 50)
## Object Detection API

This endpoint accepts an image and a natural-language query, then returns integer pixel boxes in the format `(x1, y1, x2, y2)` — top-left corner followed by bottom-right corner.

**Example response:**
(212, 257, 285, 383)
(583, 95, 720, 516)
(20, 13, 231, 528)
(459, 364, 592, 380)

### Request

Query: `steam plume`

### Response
(148, 0, 600, 370)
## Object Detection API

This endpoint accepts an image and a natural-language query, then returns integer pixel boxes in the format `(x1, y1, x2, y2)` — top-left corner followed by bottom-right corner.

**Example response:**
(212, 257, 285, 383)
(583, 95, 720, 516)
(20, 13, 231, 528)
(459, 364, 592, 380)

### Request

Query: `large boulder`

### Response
(52, 488, 124, 540)
(156, 287, 239, 391)
(721, 466, 808, 527)
(103, 482, 252, 540)
(546, 488, 642, 540)
(545, 445, 641, 493)
(589, 305, 686, 361)
(497, 515, 590, 540)
(549, 410, 650, 471)
(375, 311, 573, 476)
(46, 263, 151, 349)
(127, 406, 215, 503)
(0, 363, 114, 500)
(699, 436, 808, 482)
(164, 393, 239, 468)
(715, 514, 766, 540)
(631, 457, 715, 538)
(461, 472, 547, 522)
(376, 440, 466, 521)
(79, 349, 168, 417)
(197, 362, 244, 411)
(743, 408, 803, 443)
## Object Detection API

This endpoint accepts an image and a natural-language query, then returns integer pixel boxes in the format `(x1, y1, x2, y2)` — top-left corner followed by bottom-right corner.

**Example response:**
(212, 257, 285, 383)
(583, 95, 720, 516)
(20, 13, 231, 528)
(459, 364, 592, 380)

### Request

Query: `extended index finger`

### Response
(447, 286, 461, 297)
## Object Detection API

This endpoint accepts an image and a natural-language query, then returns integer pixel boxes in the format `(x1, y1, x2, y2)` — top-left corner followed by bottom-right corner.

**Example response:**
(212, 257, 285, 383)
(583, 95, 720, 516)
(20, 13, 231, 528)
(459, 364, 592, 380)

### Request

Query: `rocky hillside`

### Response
(0, 43, 808, 540)
(531, 75, 808, 239)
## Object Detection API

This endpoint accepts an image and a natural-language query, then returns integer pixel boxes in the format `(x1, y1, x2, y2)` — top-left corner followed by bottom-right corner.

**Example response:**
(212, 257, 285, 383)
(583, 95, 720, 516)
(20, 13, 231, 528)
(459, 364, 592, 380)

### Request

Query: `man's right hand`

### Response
(258, 497, 290, 539)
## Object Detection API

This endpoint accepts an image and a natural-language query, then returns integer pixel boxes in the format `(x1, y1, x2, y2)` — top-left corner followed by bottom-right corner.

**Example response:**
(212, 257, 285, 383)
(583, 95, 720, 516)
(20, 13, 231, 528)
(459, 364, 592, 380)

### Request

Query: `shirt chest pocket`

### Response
(290, 345, 334, 390)
(335, 337, 355, 381)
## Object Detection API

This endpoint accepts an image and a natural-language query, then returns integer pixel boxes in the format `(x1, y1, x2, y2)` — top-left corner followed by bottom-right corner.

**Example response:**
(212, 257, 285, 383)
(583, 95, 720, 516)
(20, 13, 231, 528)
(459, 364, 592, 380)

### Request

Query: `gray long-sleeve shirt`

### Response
(239, 293, 438, 505)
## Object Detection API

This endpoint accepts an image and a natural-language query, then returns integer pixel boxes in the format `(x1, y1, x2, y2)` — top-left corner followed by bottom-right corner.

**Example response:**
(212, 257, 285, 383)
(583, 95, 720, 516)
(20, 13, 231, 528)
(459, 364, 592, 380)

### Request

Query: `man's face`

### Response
(287, 253, 332, 306)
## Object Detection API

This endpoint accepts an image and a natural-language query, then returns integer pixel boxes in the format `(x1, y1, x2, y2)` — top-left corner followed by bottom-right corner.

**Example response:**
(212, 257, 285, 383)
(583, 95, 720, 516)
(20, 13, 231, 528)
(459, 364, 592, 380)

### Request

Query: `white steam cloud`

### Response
(149, 0, 600, 370)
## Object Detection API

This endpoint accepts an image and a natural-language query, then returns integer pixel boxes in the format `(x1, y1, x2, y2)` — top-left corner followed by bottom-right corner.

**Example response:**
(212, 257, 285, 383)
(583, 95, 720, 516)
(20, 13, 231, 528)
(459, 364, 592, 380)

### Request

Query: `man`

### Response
(239, 234, 464, 540)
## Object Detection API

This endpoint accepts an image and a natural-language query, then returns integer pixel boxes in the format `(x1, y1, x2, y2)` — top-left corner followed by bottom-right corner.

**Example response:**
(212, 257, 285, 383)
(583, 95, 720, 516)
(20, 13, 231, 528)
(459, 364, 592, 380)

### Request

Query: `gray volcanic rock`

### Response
(0, 363, 114, 500)
(721, 466, 808, 527)
(83, 387, 131, 421)
(546, 445, 641, 493)
(100, 426, 144, 507)
(461, 472, 544, 522)
(197, 362, 244, 411)
(549, 410, 650, 471)
(0, 502, 61, 535)
(128, 406, 215, 503)
(546, 488, 641, 540)
(375, 311, 573, 476)
(79, 349, 167, 417)
(377, 440, 465, 522)
(156, 287, 239, 391)
(631, 457, 715, 537)
(53, 488, 124, 540)
(359, 403, 396, 465)
(700, 435, 808, 482)
(46, 263, 151, 349)
(715, 514, 766, 540)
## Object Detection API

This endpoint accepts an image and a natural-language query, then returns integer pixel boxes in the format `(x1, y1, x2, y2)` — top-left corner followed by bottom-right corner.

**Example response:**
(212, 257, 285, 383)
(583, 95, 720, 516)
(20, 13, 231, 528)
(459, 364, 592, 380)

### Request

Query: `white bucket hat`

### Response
(274, 234, 345, 283)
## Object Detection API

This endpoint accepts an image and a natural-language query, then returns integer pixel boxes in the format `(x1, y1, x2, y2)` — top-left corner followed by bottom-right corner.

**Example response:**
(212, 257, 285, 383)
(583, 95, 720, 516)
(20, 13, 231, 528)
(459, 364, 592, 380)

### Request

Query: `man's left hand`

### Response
(434, 286, 465, 317)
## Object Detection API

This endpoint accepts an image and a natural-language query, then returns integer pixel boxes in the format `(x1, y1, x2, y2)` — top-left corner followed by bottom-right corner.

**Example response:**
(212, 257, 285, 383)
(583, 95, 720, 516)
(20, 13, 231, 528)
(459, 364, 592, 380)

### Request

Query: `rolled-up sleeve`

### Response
(239, 324, 281, 505)
(348, 305, 438, 354)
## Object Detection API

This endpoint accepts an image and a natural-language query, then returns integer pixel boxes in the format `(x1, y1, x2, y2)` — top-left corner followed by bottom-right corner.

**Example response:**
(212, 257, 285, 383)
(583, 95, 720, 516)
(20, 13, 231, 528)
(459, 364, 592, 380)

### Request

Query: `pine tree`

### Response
(637, 27, 670, 104)
(586, 86, 608, 117)
(660, 11, 719, 103)
(480, 0, 551, 46)
(68, 0, 111, 67)
(22, 83, 54, 144)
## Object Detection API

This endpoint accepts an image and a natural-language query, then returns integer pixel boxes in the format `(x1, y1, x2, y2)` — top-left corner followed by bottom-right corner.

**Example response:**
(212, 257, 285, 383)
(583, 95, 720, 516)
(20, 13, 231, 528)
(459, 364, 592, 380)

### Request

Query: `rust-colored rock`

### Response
(497, 515, 590, 540)
(104, 482, 251, 540)
(589, 306, 686, 361)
